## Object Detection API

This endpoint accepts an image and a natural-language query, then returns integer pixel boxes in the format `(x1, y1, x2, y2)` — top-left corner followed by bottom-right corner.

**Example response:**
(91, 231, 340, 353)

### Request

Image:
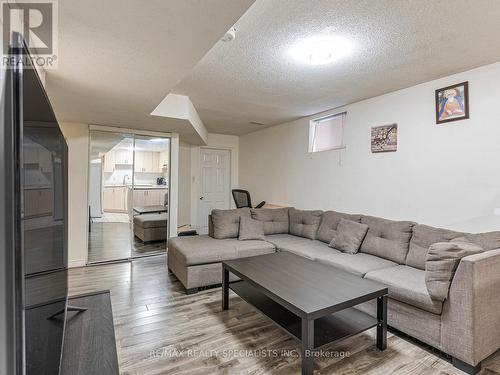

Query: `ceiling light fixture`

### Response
(290, 35, 353, 65)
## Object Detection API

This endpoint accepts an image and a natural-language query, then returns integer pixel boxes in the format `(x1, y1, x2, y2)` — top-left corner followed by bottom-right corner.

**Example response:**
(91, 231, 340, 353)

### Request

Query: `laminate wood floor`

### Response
(69, 256, 500, 375)
(88, 222, 166, 263)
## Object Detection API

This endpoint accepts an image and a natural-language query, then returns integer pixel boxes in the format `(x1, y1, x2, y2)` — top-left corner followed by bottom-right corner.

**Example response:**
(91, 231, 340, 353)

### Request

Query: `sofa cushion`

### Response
(425, 239, 483, 301)
(407, 224, 463, 270)
(251, 208, 289, 235)
(167, 235, 275, 266)
(316, 252, 397, 277)
(329, 219, 369, 254)
(289, 208, 323, 240)
(238, 217, 265, 241)
(463, 231, 500, 251)
(264, 234, 335, 260)
(211, 208, 251, 239)
(316, 211, 362, 244)
(407, 225, 500, 270)
(365, 265, 443, 314)
(133, 213, 168, 228)
(359, 216, 415, 264)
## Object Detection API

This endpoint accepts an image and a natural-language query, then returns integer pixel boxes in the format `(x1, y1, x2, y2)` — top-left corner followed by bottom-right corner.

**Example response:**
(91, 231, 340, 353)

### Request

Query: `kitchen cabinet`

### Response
(152, 153, 160, 172)
(24, 188, 53, 218)
(103, 187, 127, 212)
(106, 150, 164, 174)
(159, 150, 168, 171)
(103, 152, 115, 172)
(134, 151, 161, 173)
(114, 150, 132, 165)
(132, 188, 167, 207)
(24, 144, 53, 172)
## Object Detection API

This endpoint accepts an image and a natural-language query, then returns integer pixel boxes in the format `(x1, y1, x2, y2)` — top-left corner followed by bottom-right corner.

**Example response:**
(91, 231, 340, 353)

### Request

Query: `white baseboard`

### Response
(68, 259, 86, 268)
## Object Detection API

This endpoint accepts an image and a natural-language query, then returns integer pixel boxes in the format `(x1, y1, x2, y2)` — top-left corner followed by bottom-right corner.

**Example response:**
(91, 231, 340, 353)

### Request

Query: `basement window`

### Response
(308, 112, 347, 153)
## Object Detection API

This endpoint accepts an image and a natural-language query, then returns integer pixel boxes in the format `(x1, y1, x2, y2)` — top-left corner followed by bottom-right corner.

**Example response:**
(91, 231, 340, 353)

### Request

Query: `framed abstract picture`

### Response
(435, 81, 469, 124)
(371, 124, 397, 153)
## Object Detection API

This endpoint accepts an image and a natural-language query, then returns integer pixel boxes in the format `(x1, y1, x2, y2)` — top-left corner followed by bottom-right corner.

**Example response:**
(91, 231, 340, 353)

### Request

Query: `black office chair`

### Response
(232, 189, 266, 209)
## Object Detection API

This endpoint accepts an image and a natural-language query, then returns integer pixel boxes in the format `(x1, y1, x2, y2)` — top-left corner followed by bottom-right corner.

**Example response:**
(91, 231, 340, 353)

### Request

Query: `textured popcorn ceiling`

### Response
(45, 0, 254, 143)
(173, 0, 500, 135)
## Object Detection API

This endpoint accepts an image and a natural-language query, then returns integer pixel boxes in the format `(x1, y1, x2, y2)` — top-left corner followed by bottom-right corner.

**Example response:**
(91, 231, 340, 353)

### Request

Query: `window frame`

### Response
(308, 111, 347, 153)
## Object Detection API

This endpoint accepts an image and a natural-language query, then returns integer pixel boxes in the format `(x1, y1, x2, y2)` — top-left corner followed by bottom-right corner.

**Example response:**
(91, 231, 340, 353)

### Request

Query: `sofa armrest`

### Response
(440, 249, 500, 366)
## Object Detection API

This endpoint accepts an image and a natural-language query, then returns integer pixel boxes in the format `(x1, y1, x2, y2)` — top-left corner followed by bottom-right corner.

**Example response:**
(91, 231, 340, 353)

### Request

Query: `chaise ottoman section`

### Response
(167, 235, 275, 292)
(133, 213, 167, 242)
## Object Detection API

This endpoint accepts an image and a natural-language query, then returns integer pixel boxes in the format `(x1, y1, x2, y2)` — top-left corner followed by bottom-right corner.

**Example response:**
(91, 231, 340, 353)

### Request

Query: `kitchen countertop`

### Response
(104, 184, 167, 189)
(131, 185, 168, 190)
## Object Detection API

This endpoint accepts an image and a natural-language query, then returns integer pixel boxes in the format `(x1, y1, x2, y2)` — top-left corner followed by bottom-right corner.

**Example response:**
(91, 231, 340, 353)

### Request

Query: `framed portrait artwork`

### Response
(435, 81, 469, 124)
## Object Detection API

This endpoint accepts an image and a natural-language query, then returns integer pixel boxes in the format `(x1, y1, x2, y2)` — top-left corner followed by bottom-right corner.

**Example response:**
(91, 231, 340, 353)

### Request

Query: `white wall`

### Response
(59, 122, 89, 267)
(184, 133, 239, 229)
(178, 142, 192, 226)
(240, 62, 500, 233)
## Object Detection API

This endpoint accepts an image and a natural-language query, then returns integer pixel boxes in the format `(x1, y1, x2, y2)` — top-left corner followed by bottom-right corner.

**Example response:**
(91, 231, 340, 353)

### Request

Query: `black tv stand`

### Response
(60, 290, 119, 375)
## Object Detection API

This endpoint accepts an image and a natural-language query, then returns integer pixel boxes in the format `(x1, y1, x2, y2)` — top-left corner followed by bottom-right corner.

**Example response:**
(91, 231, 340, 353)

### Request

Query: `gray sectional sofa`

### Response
(167, 207, 500, 373)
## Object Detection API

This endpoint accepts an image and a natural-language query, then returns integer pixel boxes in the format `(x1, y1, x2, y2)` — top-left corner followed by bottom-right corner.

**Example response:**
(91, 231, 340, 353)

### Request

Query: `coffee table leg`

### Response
(301, 318, 314, 375)
(377, 295, 387, 350)
(222, 266, 229, 311)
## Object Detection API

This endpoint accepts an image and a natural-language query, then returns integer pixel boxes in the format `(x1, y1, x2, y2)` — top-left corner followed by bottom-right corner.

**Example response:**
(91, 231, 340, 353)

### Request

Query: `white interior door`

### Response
(197, 148, 231, 232)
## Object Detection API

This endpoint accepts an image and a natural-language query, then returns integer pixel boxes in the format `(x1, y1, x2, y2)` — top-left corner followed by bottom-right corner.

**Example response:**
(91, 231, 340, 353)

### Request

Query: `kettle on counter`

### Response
(156, 177, 166, 185)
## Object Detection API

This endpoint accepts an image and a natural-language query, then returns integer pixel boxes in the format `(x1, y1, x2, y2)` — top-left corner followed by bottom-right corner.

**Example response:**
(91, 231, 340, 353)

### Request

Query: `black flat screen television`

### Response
(1, 33, 68, 375)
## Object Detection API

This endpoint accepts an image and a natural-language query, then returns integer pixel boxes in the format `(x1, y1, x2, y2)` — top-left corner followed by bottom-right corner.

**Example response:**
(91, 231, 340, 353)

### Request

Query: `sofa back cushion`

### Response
(251, 208, 289, 235)
(359, 215, 415, 264)
(408, 225, 500, 270)
(316, 211, 362, 244)
(211, 208, 251, 239)
(289, 208, 323, 240)
(407, 224, 463, 270)
(463, 231, 500, 251)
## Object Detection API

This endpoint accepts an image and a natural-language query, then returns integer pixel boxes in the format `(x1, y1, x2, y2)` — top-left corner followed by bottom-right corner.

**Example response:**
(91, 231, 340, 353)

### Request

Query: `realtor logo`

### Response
(1, 0, 58, 68)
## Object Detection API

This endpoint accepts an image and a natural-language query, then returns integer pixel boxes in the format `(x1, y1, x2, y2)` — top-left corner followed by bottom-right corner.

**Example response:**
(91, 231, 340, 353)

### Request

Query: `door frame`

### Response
(86, 125, 174, 264)
(196, 147, 232, 231)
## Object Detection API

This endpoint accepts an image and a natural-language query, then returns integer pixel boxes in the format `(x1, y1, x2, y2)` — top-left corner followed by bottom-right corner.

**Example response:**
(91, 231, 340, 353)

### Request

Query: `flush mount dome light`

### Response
(290, 36, 352, 65)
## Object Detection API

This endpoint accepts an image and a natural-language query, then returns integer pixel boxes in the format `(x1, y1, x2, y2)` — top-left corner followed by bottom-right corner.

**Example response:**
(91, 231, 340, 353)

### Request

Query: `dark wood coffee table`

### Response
(222, 252, 388, 375)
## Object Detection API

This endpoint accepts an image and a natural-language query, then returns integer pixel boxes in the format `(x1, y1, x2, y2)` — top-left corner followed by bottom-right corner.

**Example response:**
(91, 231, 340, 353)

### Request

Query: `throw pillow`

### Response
(288, 208, 323, 240)
(238, 217, 265, 241)
(425, 238, 483, 301)
(329, 219, 369, 254)
(211, 208, 251, 239)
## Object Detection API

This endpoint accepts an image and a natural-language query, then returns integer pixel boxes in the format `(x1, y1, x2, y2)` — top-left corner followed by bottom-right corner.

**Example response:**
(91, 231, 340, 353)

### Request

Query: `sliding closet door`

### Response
(130, 135, 170, 257)
(88, 130, 134, 263)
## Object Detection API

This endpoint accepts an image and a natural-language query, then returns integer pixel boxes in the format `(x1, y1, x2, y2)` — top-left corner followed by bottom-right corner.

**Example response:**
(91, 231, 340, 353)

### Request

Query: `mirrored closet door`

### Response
(87, 130, 170, 264)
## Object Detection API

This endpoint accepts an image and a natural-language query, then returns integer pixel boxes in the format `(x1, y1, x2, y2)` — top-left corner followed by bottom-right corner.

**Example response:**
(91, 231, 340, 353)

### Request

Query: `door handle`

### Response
(199, 197, 203, 200)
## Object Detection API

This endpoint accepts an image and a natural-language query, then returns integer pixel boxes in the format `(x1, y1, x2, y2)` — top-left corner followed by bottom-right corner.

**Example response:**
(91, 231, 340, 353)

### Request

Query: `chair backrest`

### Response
(232, 189, 252, 208)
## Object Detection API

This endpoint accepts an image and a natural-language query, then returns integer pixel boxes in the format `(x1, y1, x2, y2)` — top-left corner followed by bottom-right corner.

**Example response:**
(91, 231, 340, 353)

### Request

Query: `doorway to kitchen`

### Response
(87, 130, 170, 264)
